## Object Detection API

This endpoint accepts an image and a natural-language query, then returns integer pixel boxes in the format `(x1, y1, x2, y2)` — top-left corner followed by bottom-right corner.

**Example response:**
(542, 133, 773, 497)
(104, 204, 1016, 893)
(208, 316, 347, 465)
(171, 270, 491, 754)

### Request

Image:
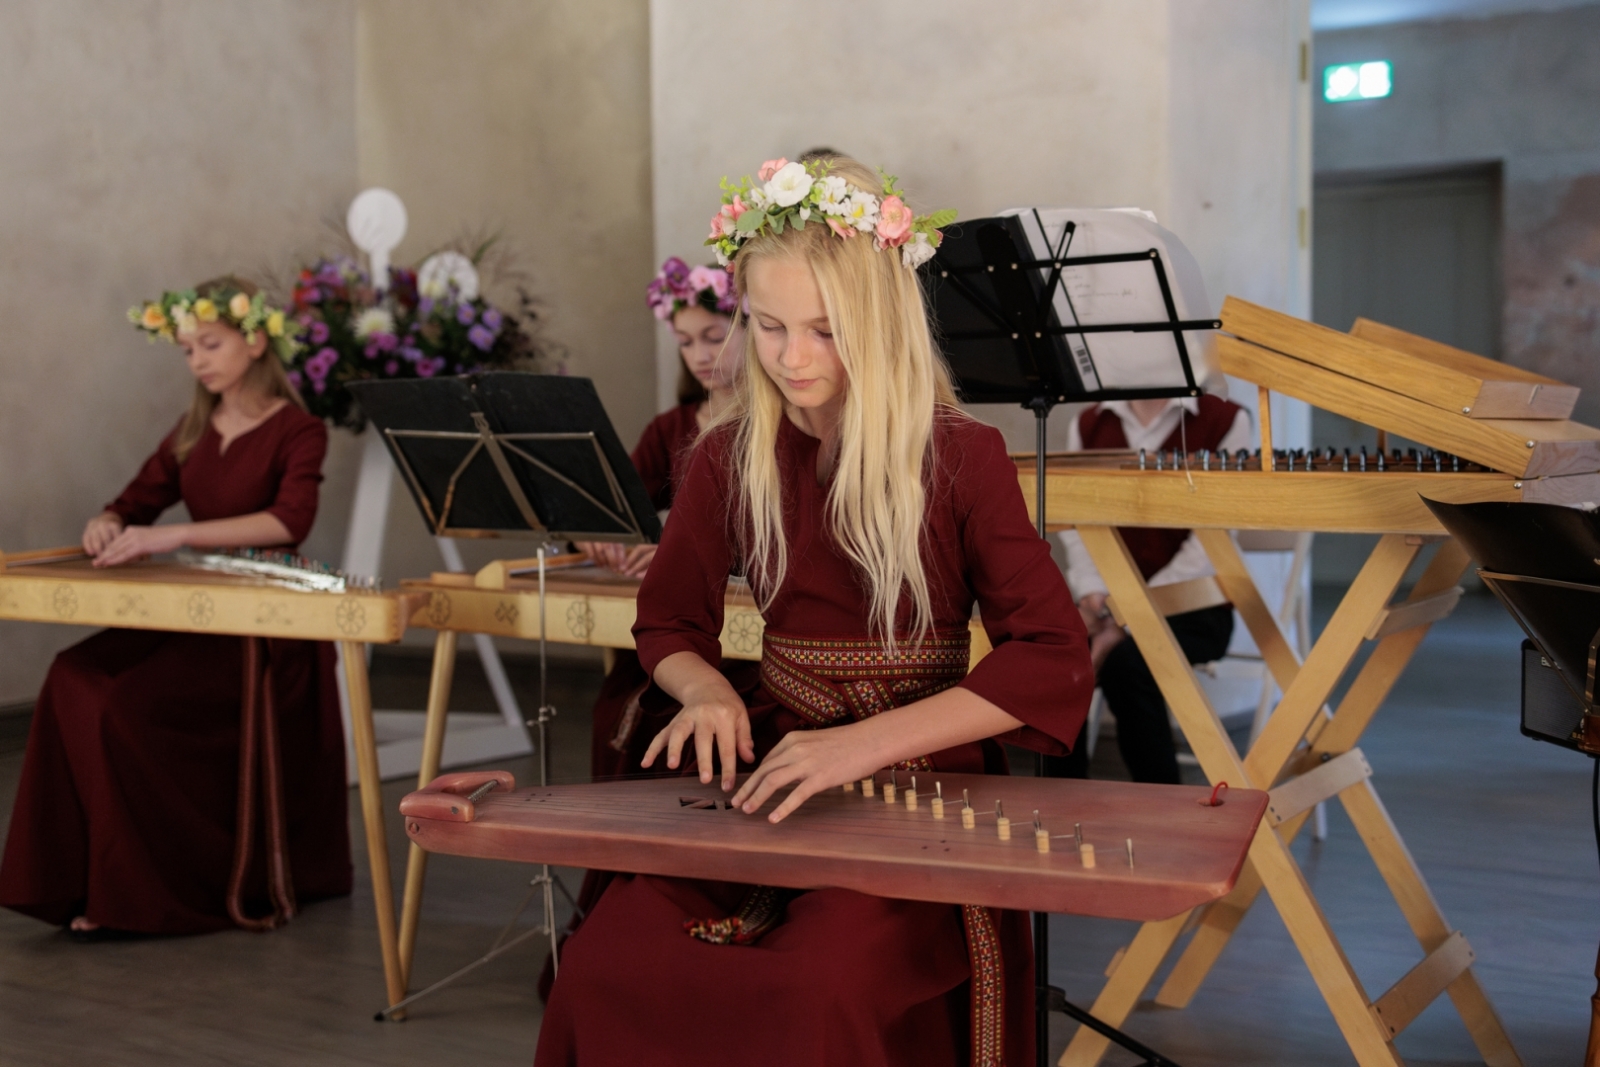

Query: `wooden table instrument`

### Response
(401, 770, 1268, 923)
(0, 545, 417, 1007)
(1040, 303, 1572, 1067)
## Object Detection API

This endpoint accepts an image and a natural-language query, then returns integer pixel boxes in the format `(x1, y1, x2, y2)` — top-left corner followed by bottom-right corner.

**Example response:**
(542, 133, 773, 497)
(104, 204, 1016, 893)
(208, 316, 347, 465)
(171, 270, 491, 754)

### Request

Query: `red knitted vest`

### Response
(1078, 396, 1244, 579)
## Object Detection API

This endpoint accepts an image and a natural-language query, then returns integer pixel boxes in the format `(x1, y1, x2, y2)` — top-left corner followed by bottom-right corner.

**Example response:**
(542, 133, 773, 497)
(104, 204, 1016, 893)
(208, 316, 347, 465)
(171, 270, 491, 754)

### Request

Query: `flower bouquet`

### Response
(285, 249, 554, 430)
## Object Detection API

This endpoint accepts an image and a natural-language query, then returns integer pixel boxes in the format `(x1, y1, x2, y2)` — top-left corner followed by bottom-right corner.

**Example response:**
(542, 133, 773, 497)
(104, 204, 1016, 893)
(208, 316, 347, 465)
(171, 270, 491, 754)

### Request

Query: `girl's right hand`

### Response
(83, 512, 124, 558)
(641, 676, 755, 792)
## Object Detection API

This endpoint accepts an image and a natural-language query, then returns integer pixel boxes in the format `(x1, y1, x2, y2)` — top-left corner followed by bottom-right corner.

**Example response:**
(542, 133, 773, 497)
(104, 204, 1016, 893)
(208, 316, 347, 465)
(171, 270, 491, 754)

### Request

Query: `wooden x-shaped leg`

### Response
(1059, 526, 1520, 1067)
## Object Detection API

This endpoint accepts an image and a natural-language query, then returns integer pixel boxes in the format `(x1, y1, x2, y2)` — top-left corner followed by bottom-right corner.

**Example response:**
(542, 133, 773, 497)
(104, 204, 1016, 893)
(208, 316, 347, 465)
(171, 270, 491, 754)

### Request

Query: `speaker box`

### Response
(1521, 638, 1587, 750)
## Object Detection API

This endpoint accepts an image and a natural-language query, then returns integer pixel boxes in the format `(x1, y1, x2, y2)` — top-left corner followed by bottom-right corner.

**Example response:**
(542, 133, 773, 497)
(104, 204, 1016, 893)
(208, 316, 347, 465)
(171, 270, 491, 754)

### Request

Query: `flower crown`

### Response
(129, 284, 302, 363)
(645, 256, 739, 321)
(706, 158, 955, 269)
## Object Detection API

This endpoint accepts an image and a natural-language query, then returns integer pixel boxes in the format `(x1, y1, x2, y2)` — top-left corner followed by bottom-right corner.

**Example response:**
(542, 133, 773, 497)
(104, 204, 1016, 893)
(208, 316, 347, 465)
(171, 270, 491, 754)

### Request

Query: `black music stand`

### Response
(926, 211, 1216, 1067)
(348, 373, 660, 547)
(350, 372, 658, 1017)
(1423, 497, 1600, 752)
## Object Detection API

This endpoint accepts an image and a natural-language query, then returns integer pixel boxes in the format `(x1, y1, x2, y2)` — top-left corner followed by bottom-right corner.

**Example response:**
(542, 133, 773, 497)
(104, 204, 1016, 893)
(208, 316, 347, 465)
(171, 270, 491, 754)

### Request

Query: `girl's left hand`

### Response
(730, 722, 886, 824)
(93, 524, 189, 568)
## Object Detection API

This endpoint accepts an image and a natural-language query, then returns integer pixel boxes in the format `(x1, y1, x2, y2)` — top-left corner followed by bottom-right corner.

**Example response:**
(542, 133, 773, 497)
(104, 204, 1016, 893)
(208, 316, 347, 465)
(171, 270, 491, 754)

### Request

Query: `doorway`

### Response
(1310, 163, 1503, 584)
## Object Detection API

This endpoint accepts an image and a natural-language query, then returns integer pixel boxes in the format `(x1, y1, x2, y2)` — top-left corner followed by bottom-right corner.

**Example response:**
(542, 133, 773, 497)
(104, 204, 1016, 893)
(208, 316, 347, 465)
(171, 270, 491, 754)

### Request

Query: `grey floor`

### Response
(0, 592, 1592, 1065)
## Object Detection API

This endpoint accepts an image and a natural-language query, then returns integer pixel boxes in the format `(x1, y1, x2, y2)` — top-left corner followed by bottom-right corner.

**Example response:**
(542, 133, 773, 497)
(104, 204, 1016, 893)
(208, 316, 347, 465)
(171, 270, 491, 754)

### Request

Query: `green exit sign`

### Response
(1324, 61, 1392, 102)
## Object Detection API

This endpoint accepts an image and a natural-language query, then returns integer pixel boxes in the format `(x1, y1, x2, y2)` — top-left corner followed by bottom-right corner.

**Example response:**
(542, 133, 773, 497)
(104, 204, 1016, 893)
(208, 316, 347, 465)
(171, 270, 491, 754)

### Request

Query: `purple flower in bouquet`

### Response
(306, 347, 338, 380)
(455, 302, 477, 326)
(399, 345, 423, 364)
(467, 323, 496, 351)
(287, 370, 304, 390)
(309, 320, 330, 345)
(417, 356, 447, 378)
(482, 307, 503, 331)
(384, 360, 399, 375)
(418, 296, 435, 319)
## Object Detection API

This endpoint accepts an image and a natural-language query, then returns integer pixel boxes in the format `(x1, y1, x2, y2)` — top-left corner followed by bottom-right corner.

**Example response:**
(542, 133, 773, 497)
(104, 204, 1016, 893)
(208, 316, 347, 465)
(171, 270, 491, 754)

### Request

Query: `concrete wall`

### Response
(0, 1, 360, 705)
(352, 0, 656, 596)
(649, 0, 1311, 450)
(1315, 5, 1600, 426)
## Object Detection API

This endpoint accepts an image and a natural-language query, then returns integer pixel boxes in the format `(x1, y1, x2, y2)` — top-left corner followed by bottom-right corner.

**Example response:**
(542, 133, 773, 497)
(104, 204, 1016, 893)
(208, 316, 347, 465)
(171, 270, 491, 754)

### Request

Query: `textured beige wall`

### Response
(650, 0, 1309, 448)
(351, 0, 656, 596)
(0, 1, 359, 705)
(649, 0, 1169, 423)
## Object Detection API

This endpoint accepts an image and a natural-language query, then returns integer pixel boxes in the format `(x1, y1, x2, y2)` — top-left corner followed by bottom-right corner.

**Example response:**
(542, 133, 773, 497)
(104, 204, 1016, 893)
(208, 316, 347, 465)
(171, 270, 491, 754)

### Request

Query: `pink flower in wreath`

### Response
(758, 158, 789, 182)
(875, 195, 914, 248)
(708, 194, 750, 241)
(827, 217, 856, 239)
(687, 265, 729, 300)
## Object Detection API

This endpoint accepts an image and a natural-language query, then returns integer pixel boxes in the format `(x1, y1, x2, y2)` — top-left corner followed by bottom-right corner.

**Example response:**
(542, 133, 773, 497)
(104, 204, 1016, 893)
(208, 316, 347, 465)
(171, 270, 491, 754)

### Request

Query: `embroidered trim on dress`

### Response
(962, 904, 1007, 1067)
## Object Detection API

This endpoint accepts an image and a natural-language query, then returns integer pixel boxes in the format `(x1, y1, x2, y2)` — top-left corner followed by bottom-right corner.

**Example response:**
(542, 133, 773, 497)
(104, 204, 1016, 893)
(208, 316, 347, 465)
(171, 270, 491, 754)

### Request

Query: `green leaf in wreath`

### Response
(736, 209, 765, 234)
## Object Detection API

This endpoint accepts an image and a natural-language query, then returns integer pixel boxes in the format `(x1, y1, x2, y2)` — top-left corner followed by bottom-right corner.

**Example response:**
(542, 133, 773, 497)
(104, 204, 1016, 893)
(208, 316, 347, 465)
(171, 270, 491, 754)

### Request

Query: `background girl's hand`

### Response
(614, 543, 657, 577)
(82, 512, 124, 557)
(641, 676, 754, 791)
(93, 523, 189, 568)
(730, 723, 886, 824)
(575, 540, 628, 572)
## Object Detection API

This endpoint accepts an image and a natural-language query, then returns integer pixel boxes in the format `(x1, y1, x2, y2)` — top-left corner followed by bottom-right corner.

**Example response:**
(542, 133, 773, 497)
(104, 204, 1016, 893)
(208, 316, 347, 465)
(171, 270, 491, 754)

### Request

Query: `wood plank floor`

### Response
(0, 594, 1592, 1065)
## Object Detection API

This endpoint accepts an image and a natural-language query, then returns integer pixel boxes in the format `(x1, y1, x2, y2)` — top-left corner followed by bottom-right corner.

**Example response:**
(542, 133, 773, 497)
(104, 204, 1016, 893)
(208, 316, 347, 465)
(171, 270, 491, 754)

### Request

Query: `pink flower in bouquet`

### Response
(875, 195, 913, 248)
(758, 158, 789, 182)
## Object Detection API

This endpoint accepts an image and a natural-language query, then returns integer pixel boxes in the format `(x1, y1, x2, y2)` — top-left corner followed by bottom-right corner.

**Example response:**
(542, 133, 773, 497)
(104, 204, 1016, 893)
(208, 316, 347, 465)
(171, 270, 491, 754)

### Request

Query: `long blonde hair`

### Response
(172, 276, 305, 461)
(724, 157, 959, 647)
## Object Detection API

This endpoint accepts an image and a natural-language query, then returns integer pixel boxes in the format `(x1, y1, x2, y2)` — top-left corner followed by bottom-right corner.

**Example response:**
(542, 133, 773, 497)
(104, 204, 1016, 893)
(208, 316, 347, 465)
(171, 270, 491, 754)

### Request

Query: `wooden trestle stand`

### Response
(1035, 299, 1600, 1067)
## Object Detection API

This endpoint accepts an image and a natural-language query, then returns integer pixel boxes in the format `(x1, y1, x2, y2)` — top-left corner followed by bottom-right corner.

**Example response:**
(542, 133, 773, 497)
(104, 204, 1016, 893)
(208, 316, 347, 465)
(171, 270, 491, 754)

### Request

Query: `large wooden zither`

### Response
(401, 770, 1268, 922)
(1029, 300, 1591, 1067)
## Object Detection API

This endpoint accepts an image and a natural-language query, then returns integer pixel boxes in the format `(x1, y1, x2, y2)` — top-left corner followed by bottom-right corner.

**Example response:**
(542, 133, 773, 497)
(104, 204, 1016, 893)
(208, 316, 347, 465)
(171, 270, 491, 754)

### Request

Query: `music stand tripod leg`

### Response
(396, 629, 459, 996)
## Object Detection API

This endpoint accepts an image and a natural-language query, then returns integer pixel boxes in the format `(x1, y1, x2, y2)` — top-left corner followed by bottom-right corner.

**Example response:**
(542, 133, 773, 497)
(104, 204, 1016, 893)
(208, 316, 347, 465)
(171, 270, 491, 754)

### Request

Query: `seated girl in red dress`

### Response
(536, 158, 1094, 1066)
(0, 277, 351, 939)
(575, 256, 752, 781)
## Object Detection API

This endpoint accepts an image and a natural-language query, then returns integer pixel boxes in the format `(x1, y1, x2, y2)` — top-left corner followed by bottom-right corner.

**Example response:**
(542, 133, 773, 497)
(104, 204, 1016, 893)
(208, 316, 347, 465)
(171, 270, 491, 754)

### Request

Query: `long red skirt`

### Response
(0, 629, 352, 933)
(535, 873, 1035, 1066)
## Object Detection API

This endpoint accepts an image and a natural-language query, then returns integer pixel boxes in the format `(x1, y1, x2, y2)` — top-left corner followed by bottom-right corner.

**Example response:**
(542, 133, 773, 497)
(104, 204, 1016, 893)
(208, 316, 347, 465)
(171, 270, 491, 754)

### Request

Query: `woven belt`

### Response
(758, 628, 971, 731)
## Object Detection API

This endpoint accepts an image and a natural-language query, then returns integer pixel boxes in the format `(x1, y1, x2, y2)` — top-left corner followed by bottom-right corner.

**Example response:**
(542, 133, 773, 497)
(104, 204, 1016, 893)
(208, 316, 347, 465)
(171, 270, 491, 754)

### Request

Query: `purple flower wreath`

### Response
(645, 256, 738, 322)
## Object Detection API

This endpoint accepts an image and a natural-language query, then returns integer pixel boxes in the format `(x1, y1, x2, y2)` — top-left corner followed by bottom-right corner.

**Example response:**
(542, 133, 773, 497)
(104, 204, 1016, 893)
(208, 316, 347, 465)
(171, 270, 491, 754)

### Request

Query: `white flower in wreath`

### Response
(815, 175, 851, 214)
(840, 191, 880, 232)
(746, 186, 770, 211)
(354, 308, 395, 339)
(903, 231, 938, 269)
(763, 161, 814, 207)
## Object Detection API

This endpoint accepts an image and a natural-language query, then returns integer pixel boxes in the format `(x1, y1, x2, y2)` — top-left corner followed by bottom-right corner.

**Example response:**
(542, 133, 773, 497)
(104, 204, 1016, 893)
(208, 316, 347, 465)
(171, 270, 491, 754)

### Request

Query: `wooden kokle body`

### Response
(401, 771, 1267, 922)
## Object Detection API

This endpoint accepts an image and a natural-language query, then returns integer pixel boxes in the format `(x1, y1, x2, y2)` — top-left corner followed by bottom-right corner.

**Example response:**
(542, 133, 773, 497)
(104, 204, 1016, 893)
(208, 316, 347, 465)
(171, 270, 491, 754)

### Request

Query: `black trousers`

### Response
(1044, 603, 1235, 785)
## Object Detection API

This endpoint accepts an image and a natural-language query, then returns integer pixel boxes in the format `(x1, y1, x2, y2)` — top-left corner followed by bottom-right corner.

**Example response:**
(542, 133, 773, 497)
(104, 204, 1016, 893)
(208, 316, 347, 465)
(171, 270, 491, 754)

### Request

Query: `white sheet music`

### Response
(996, 207, 1223, 394)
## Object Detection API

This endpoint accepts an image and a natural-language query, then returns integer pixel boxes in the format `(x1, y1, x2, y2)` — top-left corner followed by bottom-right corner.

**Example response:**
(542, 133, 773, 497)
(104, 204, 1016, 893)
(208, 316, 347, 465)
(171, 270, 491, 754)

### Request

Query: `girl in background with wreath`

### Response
(537, 157, 1093, 1066)
(0, 277, 351, 938)
(574, 257, 752, 782)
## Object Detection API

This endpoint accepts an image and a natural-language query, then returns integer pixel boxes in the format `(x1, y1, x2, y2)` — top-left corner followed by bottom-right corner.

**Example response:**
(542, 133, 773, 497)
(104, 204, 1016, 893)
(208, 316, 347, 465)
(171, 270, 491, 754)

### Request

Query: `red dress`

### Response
(0, 404, 352, 934)
(589, 403, 761, 780)
(537, 413, 1094, 1067)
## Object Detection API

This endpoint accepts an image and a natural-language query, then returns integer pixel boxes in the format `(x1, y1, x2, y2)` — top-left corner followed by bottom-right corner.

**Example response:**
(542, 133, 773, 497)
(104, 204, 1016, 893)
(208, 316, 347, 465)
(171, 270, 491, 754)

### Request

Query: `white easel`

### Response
(333, 188, 532, 783)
